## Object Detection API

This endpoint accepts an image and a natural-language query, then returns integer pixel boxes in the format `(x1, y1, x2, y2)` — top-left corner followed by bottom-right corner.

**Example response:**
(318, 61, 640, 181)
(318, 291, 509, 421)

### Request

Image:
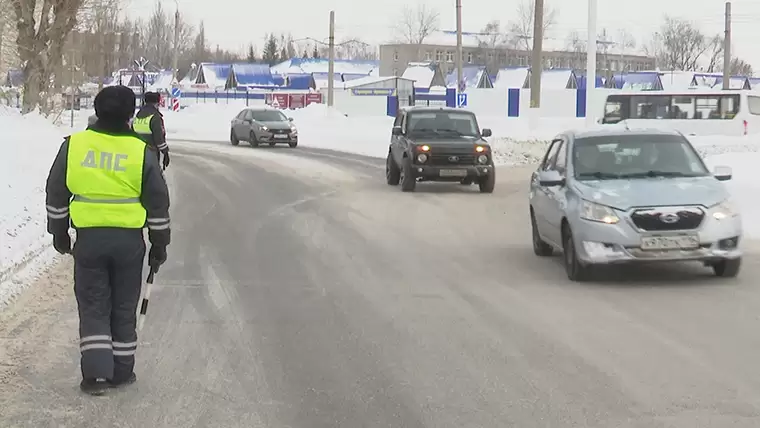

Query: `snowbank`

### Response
(0, 107, 68, 306)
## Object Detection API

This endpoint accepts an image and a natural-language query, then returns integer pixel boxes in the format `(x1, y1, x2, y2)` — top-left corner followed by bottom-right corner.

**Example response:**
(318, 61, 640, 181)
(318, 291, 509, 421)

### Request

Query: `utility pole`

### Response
(173, 5, 180, 83)
(529, 0, 544, 108)
(327, 10, 335, 107)
(585, 0, 598, 126)
(455, 0, 463, 99)
(723, 2, 731, 90)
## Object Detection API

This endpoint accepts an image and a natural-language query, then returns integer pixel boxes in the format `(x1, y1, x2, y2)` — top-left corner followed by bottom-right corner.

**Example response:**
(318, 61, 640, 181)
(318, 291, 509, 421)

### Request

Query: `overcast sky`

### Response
(126, 0, 760, 70)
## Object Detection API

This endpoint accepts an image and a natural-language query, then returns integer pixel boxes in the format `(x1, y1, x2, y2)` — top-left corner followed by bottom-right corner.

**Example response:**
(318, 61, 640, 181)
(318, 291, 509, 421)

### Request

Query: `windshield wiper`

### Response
(618, 170, 694, 178)
(577, 172, 620, 179)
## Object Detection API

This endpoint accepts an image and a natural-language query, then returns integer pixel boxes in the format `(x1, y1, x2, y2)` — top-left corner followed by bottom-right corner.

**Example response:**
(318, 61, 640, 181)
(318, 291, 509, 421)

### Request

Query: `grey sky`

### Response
(127, 0, 760, 69)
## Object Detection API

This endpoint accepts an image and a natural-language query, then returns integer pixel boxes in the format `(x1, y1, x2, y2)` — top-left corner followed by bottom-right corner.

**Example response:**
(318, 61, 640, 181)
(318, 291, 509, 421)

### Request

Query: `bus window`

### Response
(671, 96, 695, 119)
(603, 100, 623, 123)
(748, 96, 760, 115)
(719, 95, 740, 119)
(695, 96, 720, 119)
(632, 95, 672, 119)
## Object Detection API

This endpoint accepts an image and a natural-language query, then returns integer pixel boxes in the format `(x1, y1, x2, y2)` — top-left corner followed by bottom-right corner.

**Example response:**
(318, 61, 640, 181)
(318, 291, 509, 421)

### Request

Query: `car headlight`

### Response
(477, 154, 488, 164)
(417, 153, 428, 163)
(580, 200, 619, 224)
(711, 199, 737, 220)
(260, 125, 269, 131)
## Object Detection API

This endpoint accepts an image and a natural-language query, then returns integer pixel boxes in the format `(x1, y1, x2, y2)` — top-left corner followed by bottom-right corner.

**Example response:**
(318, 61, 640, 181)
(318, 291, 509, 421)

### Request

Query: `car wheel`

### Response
(478, 169, 495, 193)
(386, 152, 400, 185)
(531, 210, 553, 257)
(249, 131, 259, 147)
(562, 225, 591, 281)
(230, 129, 239, 146)
(712, 258, 741, 277)
(400, 157, 416, 192)
(288, 141, 298, 148)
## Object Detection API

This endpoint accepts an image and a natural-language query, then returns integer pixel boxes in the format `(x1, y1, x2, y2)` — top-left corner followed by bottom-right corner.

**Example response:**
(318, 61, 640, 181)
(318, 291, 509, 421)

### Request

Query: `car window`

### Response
(406, 111, 479, 137)
(553, 140, 567, 173)
(251, 110, 287, 121)
(244, 110, 254, 121)
(572, 134, 710, 179)
(236, 110, 248, 120)
(541, 140, 561, 171)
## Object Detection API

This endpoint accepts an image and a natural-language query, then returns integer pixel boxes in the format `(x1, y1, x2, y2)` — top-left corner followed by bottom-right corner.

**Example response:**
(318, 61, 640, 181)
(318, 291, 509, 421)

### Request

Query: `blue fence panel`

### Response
(445, 88, 456, 108)
(575, 88, 587, 118)
(507, 89, 520, 117)
(387, 96, 398, 116)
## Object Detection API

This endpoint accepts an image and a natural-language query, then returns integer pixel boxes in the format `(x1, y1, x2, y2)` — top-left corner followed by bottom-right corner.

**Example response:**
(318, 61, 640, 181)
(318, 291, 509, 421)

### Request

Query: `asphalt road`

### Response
(1, 141, 760, 427)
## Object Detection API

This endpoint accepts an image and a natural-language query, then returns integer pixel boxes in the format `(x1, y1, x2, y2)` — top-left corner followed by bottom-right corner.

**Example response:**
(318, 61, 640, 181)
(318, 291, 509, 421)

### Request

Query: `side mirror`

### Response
(391, 126, 403, 136)
(538, 170, 565, 187)
(288, 117, 294, 122)
(481, 128, 492, 137)
(713, 165, 732, 181)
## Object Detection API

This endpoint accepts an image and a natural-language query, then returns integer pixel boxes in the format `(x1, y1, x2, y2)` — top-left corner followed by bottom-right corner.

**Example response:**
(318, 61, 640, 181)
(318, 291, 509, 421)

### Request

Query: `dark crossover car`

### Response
(385, 106, 495, 193)
(529, 127, 742, 281)
(230, 107, 298, 147)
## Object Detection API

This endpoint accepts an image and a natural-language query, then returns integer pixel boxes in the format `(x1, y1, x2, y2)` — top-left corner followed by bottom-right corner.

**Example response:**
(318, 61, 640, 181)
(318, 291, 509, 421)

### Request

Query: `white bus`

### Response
(600, 89, 760, 136)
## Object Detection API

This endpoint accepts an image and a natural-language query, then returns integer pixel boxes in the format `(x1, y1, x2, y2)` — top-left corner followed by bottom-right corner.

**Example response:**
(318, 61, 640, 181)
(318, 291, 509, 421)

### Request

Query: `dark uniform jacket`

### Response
(45, 120, 171, 248)
(134, 104, 169, 154)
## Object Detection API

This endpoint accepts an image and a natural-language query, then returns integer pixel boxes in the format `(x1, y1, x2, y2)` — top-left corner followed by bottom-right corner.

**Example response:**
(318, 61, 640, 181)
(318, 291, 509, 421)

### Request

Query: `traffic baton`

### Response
(137, 266, 156, 331)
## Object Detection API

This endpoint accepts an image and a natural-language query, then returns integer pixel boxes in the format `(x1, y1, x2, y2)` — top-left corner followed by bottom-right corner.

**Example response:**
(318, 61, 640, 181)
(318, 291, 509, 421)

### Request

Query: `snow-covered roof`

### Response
(312, 72, 343, 89)
(659, 71, 696, 91)
(231, 63, 276, 87)
(401, 63, 446, 88)
(690, 73, 749, 90)
(531, 68, 576, 89)
(749, 78, 760, 90)
(149, 70, 174, 90)
(343, 75, 414, 89)
(196, 63, 231, 89)
(444, 66, 492, 89)
(493, 67, 529, 89)
(271, 58, 378, 76)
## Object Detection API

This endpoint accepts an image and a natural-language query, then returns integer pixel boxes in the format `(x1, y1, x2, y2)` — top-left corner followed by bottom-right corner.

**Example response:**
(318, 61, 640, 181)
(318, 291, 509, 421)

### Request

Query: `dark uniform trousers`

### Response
(73, 227, 145, 381)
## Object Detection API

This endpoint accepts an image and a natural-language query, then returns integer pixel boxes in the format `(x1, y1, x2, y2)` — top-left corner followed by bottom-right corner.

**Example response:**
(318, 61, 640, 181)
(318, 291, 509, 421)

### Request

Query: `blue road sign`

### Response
(171, 87, 181, 98)
(457, 93, 467, 107)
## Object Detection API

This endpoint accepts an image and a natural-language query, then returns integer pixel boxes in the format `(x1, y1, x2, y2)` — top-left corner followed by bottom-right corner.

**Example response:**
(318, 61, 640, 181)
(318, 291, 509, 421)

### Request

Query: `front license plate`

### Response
(273, 134, 288, 139)
(439, 169, 467, 177)
(640, 235, 699, 250)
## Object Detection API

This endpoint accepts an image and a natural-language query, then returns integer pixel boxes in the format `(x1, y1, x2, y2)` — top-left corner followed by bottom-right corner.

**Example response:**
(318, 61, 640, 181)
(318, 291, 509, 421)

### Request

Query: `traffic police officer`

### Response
(45, 85, 171, 395)
(132, 91, 170, 169)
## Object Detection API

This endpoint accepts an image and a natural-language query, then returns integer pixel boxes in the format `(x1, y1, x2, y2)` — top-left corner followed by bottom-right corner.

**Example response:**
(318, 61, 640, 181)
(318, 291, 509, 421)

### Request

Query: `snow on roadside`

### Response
(0, 107, 69, 308)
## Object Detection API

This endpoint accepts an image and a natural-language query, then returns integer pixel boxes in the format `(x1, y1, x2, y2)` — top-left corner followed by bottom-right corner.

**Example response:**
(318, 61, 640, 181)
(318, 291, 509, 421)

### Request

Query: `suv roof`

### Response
(399, 106, 473, 114)
(567, 127, 684, 140)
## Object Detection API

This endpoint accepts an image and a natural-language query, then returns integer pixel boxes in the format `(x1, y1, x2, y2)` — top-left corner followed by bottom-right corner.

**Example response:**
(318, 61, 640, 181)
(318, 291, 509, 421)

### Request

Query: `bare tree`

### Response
(394, 4, 440, 45)
(507, 0, 556, 51)
(11, 0, 85, 113)
(649, 17, 708, 71)
(704, 35, 723, 73)
(476, 20, 505, 70)
(728, 58, 753, 76)
(565, 31, 585, 69)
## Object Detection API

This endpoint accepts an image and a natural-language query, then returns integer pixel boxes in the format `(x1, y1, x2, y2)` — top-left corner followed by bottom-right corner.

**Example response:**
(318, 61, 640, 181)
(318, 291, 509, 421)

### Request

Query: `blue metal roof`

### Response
(575, 74, 604, 89)
(272, 75, 285, 86)
(341, 73, 368, 82)
(231, 63, 276, 86)
(198, 63, 232, 85)
(445, 66, 484, 88)
(285, 74, 314, 90)
(749, 77, 760, 89)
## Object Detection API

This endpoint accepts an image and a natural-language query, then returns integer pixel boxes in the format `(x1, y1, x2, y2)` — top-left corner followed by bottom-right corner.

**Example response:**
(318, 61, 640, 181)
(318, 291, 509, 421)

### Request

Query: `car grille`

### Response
(630, 207, 704, 231)
(270, 129, 289, 134)
(429, 154, 475, 166)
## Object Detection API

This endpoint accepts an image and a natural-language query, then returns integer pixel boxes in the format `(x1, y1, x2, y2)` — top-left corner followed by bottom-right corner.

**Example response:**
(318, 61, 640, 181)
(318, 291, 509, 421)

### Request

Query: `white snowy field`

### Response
(2, 102, 760, 307)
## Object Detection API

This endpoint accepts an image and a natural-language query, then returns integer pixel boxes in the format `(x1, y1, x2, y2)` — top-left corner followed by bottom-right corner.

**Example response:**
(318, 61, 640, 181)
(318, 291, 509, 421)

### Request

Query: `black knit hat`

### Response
(144, 91, 160, 104)
(94, 85, 136, 123)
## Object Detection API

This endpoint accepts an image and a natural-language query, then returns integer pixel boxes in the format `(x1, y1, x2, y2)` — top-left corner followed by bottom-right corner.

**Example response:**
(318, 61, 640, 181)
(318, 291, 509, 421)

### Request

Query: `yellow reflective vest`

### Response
(132, 115, 153, 135)
(65, 130, 147, 228)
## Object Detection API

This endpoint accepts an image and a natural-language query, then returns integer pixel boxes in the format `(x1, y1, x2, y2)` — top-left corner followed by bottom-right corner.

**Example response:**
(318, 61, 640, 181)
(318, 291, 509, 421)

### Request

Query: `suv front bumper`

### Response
(413, 164, 493, 180)
(570, 213, 742, 264)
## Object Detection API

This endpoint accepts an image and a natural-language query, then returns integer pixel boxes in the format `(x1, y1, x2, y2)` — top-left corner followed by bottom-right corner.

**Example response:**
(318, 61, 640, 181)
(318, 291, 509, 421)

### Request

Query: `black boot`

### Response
(109, 372, 137, 388)
(80, 378, 109, 395)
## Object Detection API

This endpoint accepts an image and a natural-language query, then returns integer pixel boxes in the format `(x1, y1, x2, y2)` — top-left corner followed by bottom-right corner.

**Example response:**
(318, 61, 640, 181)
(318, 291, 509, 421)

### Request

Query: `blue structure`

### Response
(271, 58, 378, 75)
(610, 72, 663, 90)
(283, 73, 315, 90)
(341, 73, 368, 82)
(227, 63, 277, 88)
(575, 74, 604, 90)
(195, 63, 232, 88)
(412, 88, 456, 108)
(749, 78, 760, 90)
(444, 65, 493, 89)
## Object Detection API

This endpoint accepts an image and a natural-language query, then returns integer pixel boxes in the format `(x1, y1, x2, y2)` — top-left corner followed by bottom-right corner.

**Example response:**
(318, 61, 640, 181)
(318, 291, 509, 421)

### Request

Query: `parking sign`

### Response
(457, 93, 467, 107)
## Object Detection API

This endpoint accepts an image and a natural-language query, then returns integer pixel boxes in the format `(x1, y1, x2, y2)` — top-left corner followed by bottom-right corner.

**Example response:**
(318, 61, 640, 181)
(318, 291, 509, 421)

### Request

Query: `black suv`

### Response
(385, 106, 495, 193)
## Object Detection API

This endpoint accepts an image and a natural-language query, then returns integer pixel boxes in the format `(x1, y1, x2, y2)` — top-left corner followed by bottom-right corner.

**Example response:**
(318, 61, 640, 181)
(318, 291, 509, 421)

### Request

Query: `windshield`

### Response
(251, 110, 288, 122)
(572, 134, 710, 179)
(406, 111, 480, 137)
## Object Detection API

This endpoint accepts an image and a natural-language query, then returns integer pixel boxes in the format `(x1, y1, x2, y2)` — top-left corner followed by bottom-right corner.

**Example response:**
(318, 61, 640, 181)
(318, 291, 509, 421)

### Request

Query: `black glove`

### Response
(148, 245, 167, 272)
(162, 151, 170, 169)
(52, 233, 71, 255)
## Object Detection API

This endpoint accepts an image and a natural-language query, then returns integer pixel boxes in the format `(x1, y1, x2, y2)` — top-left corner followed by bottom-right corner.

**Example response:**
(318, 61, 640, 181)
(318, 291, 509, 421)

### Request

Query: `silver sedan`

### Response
(230, 107, 298, 148)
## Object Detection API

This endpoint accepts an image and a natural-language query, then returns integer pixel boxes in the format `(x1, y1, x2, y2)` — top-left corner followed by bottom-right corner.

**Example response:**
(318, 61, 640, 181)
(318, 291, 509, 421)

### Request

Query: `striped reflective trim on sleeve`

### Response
(157, 142, 169, 150)
(46, 205, 69, 219)
(113, 341, 137, 357)
(147, 217, 170, 231)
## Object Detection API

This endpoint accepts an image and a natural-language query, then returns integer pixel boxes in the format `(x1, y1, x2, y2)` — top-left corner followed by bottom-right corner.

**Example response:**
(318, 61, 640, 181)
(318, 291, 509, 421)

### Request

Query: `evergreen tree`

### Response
(280, 46, 288, 62)
(312, 44, 319, 58)
(247, 44, 257, 62)
(262, 33, 279, 65)
(302, 49, 309, 58)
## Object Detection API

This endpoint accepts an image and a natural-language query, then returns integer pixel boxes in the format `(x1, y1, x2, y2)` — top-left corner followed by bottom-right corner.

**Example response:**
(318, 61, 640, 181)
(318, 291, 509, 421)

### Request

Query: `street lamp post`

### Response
(585, 0, 598, 126)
